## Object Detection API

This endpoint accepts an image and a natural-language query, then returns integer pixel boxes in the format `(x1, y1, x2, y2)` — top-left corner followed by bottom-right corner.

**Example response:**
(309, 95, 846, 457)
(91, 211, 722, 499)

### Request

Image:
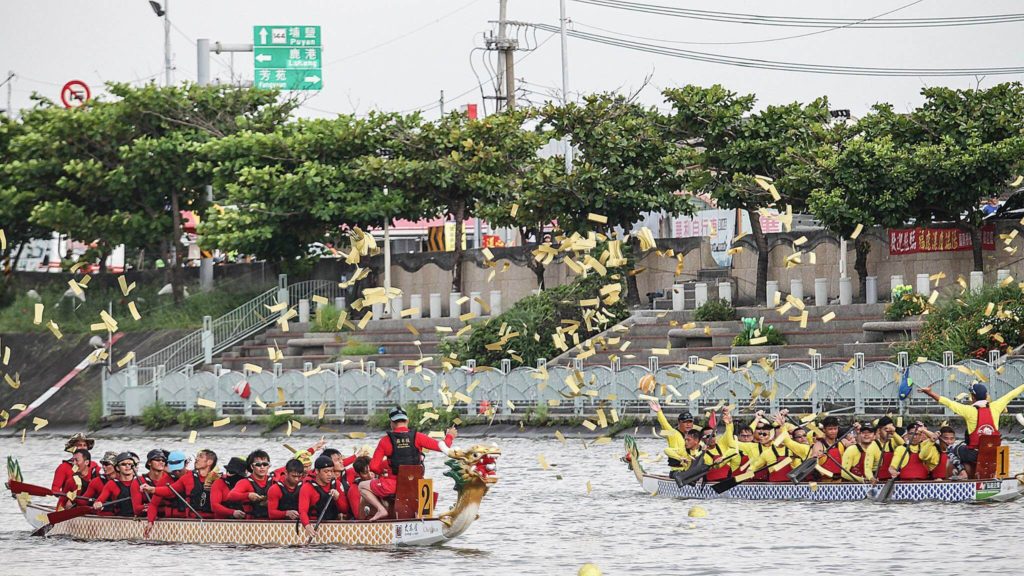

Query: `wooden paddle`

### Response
(7, 480, 55, 497)
(788, 425, 859, 483)
(711, 460, 775, 494)
(877, 435, 917, 503)
(32, 496, 133, 537)
(673, 452, 739, 487)
(308, 495, 334, 544)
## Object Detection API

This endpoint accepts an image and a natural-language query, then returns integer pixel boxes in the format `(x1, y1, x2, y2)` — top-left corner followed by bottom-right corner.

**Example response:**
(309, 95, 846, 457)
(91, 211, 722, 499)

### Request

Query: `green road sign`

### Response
(253, 25, 322, 91)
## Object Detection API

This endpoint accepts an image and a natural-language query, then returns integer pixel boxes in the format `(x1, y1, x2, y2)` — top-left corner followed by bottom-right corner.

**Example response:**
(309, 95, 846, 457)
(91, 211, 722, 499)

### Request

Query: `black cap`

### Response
(224, 457, 248, 477)
(314, 455, 334, 470)
(114, 452, 135, 465)
(146, 449, 167, 463)
(822, 416, 839, 427)
(876, 416, 894, 428)
(677, 412, 694, 422)
(859, 421, 876, 432)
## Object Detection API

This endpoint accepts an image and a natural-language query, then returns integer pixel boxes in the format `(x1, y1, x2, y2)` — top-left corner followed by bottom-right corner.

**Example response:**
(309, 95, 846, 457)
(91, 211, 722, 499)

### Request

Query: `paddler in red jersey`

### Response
(52, 433, 100, 492)
(211, 457, 250, 519)
(227, 449, 274, 519)
(919, 381, 1024, 477)
(347, 455, 374, 519)
(136, 449, 168, 516)
(93, 452, 144, 517)
(360, 407, 457, 521)
(55, 449, 96, 509)
(142, 449, 218, 528)
(82, 451, 118, 501)
(299, 455, 349, 539)
(267, 459, 305, 521)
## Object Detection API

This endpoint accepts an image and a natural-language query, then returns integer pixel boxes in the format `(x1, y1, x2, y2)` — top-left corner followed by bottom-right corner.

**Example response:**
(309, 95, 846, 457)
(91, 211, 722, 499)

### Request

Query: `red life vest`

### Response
(767, 446, 793, 483)
(897, 446, 930, 480)
(967, 405, 997, 449)
(930, 450, 949, 480)
(752, 445, 770, 481)
(849, 445, 868, 477)
(876, 439, 896, 481)
(819, 444, 843, 477)
(705, 445, 731, 481)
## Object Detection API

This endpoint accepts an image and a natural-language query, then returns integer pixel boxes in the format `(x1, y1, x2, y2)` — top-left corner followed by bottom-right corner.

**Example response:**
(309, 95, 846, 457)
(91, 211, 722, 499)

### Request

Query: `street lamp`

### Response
(148, 1, 172, 86)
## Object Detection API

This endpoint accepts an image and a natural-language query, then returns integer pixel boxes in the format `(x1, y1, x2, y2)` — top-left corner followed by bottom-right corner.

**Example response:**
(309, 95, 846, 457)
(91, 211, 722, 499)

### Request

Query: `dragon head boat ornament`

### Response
(439, 443, 500, 538)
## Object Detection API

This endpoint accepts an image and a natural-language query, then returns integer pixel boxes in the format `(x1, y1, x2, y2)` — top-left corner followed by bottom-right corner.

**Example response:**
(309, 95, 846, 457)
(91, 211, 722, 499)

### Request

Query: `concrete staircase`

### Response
(214, 317, 463, 371)
(577, 303, 898, 367)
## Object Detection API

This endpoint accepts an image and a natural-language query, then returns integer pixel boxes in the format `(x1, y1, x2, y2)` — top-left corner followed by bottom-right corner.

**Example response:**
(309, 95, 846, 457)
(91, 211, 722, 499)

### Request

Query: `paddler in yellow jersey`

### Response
(649, 400, 701, 482)
(888, 422, 940, 480)
(842, 422, 880, 482)
(873, 416, 905, 482)
(701, 407, 740, 481)
(733, 410, 797, 482)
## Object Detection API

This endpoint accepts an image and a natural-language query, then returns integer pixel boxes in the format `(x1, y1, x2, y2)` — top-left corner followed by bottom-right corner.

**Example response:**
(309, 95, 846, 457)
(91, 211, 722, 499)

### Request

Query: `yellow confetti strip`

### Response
(243, 363, 264, 373)
(116, 351, 135, 368)
(821, 311, 836, 323)
(33, 303, 43, 325)
(510, 203, 519, 217)
(318, 402, 327, 420)
(587, 213, 608, 224)
(32, 417, 48, 431)
(850, 223, 864, 239)
(188, 430, 197, 443)
(128, 302, 142, 321)
(212, 417, 230, 427)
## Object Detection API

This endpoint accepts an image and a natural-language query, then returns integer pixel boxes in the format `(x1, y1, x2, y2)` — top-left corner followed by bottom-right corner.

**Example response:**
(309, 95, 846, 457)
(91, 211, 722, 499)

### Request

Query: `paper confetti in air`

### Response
(850, 223, 864, 239)
(32, 417, 48, 431)
(128, 302, 142, 321)
(212, 417, 230, 428)
(188, 430, 197, 444)
(33, 303, 43, 325)
(196, 398, 216, 409)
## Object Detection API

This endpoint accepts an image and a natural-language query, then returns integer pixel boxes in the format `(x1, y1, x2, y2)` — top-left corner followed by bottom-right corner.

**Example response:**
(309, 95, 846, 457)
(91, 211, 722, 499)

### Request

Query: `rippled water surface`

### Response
(2, 433, 1023, 575)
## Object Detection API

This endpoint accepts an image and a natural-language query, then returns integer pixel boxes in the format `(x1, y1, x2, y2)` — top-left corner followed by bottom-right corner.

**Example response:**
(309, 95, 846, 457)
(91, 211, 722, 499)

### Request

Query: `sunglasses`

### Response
(101, 461, 113, 466)
(252, 462, 271, 467)
(118, 462, 136, 468)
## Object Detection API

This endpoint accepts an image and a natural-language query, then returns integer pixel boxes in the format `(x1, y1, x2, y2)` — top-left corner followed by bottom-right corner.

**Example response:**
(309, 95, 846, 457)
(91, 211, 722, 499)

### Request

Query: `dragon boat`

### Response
(623, 435, 1024, 504)
(6, 444, 499, 546)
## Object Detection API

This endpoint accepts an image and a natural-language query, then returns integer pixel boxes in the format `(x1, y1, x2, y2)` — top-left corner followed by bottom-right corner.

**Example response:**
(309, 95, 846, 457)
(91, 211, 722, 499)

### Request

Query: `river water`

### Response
(1, 433, 1022, 575)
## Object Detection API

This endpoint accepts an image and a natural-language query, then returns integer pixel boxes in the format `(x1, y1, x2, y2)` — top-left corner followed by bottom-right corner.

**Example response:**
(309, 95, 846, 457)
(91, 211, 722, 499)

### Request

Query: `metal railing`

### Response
(103, 350, 1024, 419)
(133, 275, 342, 386)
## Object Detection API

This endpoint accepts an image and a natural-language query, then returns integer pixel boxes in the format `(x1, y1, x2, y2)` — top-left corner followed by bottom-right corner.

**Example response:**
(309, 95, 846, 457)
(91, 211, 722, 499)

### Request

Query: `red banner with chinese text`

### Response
(887, 226, 995, 255)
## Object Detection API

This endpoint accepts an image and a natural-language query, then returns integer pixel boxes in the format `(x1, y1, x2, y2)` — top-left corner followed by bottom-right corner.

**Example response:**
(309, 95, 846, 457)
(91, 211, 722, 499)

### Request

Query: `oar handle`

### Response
(309, 494, 334, 542)
(167, 484, 204, 523)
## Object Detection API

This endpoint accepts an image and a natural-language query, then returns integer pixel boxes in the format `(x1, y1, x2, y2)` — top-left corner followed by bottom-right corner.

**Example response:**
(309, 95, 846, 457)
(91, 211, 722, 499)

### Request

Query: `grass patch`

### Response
(86, 395, 105, 431)
(694, 298, 736, 322)
(0, 282, 265, 334)
(337, 338, 379, 356)
(140, 401, 180, 430)
(312, 304, 350, 332)
(177, 408, 217, 429)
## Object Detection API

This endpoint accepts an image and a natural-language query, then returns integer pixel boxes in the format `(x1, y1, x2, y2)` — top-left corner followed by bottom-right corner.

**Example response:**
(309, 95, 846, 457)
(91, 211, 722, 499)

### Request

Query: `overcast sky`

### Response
(3, 0, 1022, 120)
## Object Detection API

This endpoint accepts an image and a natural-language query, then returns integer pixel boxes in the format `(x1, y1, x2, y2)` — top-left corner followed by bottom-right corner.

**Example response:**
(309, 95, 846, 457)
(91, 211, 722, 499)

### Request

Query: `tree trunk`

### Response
(451, 202, 465, 294)
(854, 238, 870, 303)
(968, 225, 984, 272)
(170, 190, 185, 305)
(625, 234, 642, 307)
(748, 209, 768, 306)
(98, 247, 108, 274)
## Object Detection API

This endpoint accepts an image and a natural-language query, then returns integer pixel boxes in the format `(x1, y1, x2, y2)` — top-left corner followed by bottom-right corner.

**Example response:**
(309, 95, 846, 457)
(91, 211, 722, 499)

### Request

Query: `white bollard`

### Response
(839, 277, 853, 305)
(334, 296, 346, 311)
(766, 281, 779, 308)
(429, 293, 442, 319)
(916, 273, 931, 297)
(790, 278, 804, 301)
(718, 281, 732, 303)
(489, 290, 502, 316)
(814, 278, 828, 307)
(694, 283, 708, 308)
(890, 274, 904, 296)
(449, 292, 462, 318)
(997, 269, 1010, 283)
(865, 276, 878, 305)
(390, 294, 402, 320)
(298, 299, 310, 323)
(970, 271, 984, 294)
(672, 284, 685, 311)
(372, 302, 384, 320)
(469, 291, 482, 316)
(409, 294, 423, 319)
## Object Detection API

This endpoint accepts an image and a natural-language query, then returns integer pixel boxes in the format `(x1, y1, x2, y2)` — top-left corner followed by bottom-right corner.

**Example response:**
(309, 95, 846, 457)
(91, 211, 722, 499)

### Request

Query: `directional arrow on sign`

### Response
(304, 75, 321, 83)
(255, 54, 272, 63)
(259, 28, 268, 45)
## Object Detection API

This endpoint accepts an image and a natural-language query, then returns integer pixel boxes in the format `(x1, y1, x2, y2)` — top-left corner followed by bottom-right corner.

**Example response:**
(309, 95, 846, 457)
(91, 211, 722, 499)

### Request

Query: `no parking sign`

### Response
(60, 80, 91, 108)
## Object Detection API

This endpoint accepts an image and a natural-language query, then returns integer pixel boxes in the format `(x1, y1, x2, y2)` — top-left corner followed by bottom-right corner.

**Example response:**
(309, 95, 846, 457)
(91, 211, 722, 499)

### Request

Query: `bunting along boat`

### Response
(6, 445, 499, 546)
(623, 435, 1024, 504)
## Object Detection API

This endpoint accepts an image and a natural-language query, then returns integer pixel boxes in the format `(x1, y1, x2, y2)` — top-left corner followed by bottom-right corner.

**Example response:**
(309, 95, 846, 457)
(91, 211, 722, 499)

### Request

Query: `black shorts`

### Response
(954, 444, 978, 464)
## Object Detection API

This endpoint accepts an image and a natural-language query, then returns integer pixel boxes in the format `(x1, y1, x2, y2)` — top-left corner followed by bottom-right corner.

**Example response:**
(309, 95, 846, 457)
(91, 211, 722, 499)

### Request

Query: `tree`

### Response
(379, 110, 544, 293)
(537, 93, 694, 304)
(860, 83, 1024, 272)
(663, 85, 832, 304)
(198, 112, 426, 266)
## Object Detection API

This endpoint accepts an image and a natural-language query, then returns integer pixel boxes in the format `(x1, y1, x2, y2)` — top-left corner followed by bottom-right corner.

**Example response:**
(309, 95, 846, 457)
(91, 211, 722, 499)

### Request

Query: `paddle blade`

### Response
(711, 477, 739, 494)
(787, 458, 817, 484)
(7, 480, 53, 497)
(47, 505, 92, 524)
(876, 478, 897, 502)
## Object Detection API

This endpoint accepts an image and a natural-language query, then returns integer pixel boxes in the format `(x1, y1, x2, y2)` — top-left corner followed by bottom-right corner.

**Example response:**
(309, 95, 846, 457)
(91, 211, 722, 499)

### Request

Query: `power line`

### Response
(573, 0, 1024, 28)
(325, 0, 480, 66)
(530, 23, 1024, 77)
(571, 0, 929, 46)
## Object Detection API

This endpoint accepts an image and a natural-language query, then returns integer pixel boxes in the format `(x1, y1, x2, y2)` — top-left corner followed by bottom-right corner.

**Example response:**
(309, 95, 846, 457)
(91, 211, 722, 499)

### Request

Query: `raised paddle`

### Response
(7, 480, 56, 497)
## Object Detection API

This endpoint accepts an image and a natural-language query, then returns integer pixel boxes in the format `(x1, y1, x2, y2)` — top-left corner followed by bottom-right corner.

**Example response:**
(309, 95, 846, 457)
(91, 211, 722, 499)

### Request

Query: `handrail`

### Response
(133, 277, 341, 386)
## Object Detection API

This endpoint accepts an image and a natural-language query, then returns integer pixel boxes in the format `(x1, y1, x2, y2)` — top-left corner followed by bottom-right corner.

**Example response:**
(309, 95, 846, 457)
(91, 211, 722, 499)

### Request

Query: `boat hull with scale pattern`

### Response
(624, 435, 1024, 503)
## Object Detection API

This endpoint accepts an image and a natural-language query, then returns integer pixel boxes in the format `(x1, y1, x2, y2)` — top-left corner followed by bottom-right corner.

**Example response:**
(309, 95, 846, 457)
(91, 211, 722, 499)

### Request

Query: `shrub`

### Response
(177, 408, 217, 429)
(312, 304, 347, 333)
(694, 298, 736, 322)
(900, 284, 1024, 362)
(86, 395, 105, 431)
(732, 317, 786, 346)
(885, 285, 930, 320)
(439, 272, 629, 367)
(260, 413, 318, 433)
(140, 401, 180, 430)
(338, 338, 379, 356)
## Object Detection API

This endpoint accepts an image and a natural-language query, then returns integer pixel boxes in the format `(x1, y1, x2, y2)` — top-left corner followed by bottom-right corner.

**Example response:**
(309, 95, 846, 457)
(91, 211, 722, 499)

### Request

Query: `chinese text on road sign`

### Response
(253, 26, 322, 91)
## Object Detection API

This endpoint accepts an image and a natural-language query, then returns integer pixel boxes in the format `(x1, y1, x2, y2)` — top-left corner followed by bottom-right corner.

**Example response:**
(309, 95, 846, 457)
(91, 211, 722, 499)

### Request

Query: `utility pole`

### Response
(486, 0, 518, 112)
(439, 89, 445, 116)
(164, 0, 172, 86)
(5, 71, 13, 119)
(560, 0, 572, 172)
